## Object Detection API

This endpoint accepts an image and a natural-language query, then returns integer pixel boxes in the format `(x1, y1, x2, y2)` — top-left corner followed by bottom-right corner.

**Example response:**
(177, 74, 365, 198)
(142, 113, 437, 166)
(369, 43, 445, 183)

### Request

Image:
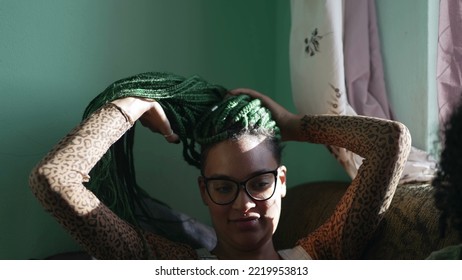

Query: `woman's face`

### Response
(198, 135, 287, 256)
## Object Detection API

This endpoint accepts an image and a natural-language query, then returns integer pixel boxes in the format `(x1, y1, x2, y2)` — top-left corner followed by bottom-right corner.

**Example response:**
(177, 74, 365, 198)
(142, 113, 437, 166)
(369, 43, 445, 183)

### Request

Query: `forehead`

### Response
(203, 136, 278, 179)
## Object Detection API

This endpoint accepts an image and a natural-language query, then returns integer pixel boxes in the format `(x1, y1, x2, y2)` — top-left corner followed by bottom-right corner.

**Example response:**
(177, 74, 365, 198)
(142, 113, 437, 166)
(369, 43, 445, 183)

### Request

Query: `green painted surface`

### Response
(376, 0, 438, 153)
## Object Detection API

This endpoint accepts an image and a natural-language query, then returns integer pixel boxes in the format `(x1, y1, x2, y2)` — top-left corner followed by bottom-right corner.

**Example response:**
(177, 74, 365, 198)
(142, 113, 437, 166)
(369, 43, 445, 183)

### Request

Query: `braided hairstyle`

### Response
(196, 94, 282, 172)
(82, 72, 281, 229)
(433, 101, 462, 240)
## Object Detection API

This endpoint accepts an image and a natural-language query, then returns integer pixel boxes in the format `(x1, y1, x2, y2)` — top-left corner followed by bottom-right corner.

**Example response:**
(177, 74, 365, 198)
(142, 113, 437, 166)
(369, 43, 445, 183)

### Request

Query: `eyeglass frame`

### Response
(201, 167, 280, 205)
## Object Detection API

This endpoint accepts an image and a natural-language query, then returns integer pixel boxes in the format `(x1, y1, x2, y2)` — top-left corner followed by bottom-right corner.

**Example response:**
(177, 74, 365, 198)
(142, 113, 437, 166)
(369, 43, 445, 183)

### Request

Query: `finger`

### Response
(149, 103, 181, 144)
(163, 131, 181, 144)
(140, 102, 180, 144)
(230, 88, 283, 113)
(150, 102, 171, 133)
(229, 88, 264, 98)
(229, 88, 273, 105)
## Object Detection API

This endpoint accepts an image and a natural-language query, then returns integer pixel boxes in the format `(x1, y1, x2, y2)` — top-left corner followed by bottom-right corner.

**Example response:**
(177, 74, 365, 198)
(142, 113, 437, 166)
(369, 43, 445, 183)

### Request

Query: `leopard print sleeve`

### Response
(295, 114, 411, 259)
(29, 103, 198, 259)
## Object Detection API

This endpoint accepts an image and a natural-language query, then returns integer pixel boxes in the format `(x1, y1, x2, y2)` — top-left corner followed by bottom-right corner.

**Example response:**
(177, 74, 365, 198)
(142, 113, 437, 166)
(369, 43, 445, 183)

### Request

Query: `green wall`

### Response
(0, 0, 349, 259)
(376, 0, 439, 154)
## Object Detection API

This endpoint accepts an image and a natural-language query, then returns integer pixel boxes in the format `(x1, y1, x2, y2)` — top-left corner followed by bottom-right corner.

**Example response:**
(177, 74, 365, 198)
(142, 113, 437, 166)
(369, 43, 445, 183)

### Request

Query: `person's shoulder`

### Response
(426, 244, 462, 260)
(278, 245, 312, 260)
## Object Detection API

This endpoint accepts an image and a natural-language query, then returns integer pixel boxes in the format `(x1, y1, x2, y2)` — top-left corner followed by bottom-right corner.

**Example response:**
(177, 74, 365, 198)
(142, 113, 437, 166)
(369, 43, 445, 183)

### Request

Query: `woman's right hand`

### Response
(111, 97, 180, 143)
(228, 88, 303, 141)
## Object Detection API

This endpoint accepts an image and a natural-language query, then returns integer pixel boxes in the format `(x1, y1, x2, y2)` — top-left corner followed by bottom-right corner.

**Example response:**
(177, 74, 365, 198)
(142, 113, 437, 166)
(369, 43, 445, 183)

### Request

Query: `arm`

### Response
(295, 114, 411, 259)
(29, 98, 196, 259)
(230, 88, 411, 259)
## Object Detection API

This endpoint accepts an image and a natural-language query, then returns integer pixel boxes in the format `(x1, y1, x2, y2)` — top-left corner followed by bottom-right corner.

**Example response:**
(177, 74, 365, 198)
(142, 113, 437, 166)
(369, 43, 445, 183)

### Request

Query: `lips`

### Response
(230, 215, 260, 230)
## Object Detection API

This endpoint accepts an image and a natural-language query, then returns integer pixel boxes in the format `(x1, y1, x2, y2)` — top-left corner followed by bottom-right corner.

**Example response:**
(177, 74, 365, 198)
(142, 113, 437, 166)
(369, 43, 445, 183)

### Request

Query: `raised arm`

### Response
(29, 97, 197, 259)
(230, 88, 411, 259)
(295, 114, 410, 259)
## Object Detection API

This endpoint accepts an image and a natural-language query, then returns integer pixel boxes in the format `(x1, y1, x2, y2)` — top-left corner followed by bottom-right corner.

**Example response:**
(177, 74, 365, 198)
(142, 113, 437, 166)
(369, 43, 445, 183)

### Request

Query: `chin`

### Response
(232, 231, 272, 250)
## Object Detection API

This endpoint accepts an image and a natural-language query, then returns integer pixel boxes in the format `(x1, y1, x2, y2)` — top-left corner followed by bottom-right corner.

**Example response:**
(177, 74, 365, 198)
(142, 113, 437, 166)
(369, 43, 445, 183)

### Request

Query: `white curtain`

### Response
(290, 0, 436, 184)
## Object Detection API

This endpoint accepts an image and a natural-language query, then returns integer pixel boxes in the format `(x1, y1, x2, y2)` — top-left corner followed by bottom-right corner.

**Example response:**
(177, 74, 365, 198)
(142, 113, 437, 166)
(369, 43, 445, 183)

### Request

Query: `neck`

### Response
(212, 240, 280, 260)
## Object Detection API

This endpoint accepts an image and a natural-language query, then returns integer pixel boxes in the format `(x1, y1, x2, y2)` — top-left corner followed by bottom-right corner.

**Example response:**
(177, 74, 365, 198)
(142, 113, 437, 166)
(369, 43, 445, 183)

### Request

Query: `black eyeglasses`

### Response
(202, 168, 279, 205)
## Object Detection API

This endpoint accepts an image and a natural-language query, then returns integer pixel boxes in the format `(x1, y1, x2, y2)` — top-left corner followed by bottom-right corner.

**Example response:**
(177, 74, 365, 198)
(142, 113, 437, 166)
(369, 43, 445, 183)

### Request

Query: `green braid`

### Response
(194, 95, 280, 146)
(82, 72, 280, 237)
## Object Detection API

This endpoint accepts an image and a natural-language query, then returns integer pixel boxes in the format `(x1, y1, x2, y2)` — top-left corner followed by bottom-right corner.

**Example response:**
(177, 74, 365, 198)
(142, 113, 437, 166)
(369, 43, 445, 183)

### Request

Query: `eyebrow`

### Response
(203, 167, 278, 181)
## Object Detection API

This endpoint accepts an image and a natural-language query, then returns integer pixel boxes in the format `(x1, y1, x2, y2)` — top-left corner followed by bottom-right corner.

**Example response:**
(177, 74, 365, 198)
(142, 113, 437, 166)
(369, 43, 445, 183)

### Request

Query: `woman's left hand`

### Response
(229, 88, 302, 141)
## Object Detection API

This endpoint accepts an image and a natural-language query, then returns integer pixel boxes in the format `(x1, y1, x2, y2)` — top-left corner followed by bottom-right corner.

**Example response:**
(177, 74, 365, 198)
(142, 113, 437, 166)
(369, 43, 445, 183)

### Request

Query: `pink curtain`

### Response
(344, 0, 394, 120)
(437, 0, 462, 128)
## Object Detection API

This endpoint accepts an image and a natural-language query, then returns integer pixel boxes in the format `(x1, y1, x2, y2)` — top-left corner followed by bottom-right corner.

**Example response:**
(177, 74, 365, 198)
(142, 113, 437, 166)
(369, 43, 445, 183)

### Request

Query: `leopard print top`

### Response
(29, 103, 411, 259)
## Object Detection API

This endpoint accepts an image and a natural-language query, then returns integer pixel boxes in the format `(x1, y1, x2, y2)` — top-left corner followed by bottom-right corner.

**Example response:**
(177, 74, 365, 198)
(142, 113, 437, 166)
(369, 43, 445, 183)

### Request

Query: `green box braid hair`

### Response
(82, 72, 280, 237)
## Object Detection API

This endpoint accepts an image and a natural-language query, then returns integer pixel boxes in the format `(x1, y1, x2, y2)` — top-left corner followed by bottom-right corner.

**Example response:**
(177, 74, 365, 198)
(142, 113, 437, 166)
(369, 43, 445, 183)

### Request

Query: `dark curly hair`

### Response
(433, 101, 462, 240)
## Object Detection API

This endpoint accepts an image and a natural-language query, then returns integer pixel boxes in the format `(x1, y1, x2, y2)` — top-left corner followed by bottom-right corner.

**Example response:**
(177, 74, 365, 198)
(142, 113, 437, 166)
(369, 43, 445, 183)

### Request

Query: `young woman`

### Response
(29, 72, 411, 259)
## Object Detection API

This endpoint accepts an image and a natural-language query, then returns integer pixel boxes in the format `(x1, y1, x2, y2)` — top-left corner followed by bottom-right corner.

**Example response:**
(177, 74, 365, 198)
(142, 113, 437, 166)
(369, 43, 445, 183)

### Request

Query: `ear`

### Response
(278, 165, 287, 198)
(197, 176, 209, 206)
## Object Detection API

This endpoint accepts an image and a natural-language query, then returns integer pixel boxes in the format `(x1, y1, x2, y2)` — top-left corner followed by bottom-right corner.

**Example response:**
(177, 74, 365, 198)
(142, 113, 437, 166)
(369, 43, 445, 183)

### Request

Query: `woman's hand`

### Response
(111, 97, 180, 143)
(229, 88, 303, 141)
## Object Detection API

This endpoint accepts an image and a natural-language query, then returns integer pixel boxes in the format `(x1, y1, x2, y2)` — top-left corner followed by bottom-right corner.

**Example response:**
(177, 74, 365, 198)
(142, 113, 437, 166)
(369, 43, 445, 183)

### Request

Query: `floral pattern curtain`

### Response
(290, 0, 436, 184)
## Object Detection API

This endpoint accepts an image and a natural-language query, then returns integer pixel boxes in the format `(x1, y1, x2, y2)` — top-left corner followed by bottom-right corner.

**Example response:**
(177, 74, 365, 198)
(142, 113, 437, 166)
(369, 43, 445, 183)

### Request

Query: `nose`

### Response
(231, 188, 256, 212)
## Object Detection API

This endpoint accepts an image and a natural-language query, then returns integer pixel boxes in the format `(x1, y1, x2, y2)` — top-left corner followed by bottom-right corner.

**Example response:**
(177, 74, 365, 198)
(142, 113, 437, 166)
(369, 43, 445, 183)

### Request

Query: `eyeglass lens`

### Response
(206, 171, 276, 205)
